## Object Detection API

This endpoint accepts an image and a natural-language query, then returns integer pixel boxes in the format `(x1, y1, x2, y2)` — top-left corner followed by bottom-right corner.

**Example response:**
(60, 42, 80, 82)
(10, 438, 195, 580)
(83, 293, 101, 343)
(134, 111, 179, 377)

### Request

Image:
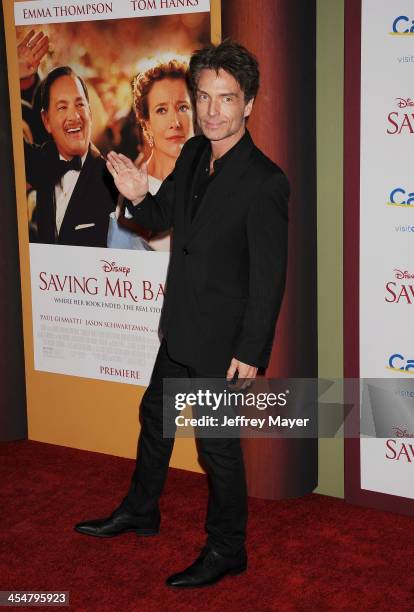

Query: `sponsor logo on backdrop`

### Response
(392, 425, 414, 437)
(390, 15, 414, 35)
(394, 224, 414, 233)
(387, 98, 414, 134)
(385, 439, 414, 462)
(384, 419, 414, 468)
(396, 388, 414, 398)
(397, 55, 414, 63)
(385, 269, 414, 304)
(387, 187, 414, 207)
(386, 98, 414, 135)
(387, 353, 414, 374)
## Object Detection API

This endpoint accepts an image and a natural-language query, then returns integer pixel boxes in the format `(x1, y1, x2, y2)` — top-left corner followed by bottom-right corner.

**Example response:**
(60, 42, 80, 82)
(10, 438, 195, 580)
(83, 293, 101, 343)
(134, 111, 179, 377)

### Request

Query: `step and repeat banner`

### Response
(12, 0, 210, 386)
(356, 0, 414, 506)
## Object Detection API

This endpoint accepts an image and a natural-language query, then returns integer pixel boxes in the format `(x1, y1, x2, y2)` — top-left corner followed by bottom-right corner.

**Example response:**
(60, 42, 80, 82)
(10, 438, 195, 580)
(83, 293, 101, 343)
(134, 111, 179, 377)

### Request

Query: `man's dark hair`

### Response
(189, 40, 260, 102)
(40, 66, 89, 112)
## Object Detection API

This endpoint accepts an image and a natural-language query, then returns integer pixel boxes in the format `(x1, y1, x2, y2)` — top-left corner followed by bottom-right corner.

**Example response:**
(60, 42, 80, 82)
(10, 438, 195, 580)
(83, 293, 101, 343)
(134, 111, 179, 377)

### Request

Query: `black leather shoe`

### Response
(74, 508, 159, 538)
(166, 547, 247, 588)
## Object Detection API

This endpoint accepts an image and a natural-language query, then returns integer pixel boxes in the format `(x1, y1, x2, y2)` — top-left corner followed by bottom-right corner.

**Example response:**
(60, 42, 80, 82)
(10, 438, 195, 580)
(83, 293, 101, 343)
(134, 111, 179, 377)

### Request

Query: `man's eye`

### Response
(224, 96, 234, 103)
(77, 102, 86, 108)
(197, 94, 208, 102)
(57, 106, 67, 111)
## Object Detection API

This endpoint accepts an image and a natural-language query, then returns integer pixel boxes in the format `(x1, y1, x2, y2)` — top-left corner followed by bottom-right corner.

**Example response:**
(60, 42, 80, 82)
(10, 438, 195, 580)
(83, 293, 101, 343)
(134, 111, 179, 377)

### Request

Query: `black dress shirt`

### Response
(190, 132, 250, 222)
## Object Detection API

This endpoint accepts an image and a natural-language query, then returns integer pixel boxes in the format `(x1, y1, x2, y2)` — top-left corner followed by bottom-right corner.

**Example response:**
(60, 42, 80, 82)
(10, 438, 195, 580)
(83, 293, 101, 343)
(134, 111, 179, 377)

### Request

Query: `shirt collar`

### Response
(210, 130, 250, 172)
(58, 151, 88, 166)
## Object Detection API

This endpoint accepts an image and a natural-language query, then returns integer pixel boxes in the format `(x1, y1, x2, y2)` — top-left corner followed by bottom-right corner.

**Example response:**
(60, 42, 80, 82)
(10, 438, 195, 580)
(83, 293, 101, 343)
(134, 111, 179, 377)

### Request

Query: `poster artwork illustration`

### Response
(14, 1, 211, 385)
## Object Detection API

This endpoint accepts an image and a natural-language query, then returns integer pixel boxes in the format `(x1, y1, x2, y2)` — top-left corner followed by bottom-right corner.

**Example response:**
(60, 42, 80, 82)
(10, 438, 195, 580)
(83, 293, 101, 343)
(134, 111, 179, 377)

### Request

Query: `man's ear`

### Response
(41, 109, 52, 134)
(244, 97, 254, 118)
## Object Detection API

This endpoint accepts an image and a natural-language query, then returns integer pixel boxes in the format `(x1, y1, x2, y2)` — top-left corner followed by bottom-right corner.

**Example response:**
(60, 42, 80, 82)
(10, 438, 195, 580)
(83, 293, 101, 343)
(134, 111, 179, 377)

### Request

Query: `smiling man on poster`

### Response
(75, 41, 290, 588)
(20, 31, 118, 247)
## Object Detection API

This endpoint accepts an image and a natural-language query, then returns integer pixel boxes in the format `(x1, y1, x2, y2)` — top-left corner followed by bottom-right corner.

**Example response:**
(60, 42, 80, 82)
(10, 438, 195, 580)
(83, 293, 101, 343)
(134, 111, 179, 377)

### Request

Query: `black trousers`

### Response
(121, 339, 247, 557)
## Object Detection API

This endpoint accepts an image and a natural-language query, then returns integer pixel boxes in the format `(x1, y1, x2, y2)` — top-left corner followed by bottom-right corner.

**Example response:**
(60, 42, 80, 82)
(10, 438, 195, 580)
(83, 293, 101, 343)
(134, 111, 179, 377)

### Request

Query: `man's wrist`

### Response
(131, 194, 147, 206)
(20, 74, 36, 90)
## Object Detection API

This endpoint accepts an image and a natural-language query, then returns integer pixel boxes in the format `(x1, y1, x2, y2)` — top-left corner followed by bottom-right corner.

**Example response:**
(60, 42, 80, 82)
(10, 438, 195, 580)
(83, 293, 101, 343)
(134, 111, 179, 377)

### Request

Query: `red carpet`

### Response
(1, 440, 414, 611)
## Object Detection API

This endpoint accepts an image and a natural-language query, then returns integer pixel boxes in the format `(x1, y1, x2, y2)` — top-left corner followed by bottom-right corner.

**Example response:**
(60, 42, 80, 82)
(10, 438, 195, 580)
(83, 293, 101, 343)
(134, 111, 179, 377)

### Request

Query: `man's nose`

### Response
(67, 105, 81, 121)
(207, 99, 219, 116)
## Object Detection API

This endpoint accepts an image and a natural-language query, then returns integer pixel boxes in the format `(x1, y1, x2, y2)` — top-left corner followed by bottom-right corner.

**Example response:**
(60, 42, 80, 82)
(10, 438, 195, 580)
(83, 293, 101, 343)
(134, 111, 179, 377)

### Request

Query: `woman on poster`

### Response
(107, 60, 194, 251)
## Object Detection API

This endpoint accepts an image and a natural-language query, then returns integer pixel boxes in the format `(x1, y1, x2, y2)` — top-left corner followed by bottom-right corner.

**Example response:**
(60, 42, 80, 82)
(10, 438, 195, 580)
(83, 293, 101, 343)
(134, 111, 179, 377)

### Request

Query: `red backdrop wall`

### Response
(222, 0, 318, 498)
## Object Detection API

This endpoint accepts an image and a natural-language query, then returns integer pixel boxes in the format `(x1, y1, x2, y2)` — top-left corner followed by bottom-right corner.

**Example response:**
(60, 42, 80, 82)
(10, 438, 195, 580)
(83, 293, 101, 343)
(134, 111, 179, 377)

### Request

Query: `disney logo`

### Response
(396, 97, 414, 108)
(100, 260, 130, 276)
(394, 269, 414, 279)
(392, 425, 414, 438)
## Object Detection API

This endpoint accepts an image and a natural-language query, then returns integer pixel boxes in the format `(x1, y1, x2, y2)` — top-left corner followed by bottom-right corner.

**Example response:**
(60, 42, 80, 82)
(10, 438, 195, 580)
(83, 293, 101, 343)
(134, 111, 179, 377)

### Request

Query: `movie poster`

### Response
(13, 0, 210, 385)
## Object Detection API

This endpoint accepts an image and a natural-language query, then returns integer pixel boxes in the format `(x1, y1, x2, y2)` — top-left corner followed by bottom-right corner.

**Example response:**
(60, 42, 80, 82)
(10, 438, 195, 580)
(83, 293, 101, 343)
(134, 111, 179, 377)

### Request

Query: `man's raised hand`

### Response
(106, 152, 149, 204)
(18, 30, 49, 80)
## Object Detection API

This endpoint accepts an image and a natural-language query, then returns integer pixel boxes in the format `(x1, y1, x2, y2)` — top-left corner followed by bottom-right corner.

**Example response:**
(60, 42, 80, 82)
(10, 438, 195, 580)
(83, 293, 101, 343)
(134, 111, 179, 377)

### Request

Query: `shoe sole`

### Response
(166, 564, 247, 588)
(74, 527, 159, 538)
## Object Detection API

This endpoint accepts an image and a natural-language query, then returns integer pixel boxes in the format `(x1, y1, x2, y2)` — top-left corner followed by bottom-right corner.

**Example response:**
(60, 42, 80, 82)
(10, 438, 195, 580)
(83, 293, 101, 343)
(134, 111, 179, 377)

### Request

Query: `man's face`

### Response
(42, 75, 92, 160)
(195, 68, 253, 146)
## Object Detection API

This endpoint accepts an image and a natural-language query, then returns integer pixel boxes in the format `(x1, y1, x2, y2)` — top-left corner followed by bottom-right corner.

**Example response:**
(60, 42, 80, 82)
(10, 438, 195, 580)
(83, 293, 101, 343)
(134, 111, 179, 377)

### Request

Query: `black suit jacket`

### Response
(24, 140, 117, 247)
(127, 131, 289, 374)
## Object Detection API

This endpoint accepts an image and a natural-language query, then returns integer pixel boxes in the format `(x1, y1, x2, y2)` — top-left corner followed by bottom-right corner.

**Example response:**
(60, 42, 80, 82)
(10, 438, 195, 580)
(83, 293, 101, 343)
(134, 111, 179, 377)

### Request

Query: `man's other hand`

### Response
(226, 358, 257, 389)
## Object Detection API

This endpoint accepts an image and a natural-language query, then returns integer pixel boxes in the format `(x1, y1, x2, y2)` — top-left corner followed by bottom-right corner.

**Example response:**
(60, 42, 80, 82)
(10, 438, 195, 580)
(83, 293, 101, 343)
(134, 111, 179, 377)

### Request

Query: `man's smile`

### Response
(64, 125, 84, 139)
(203, 121, 225, 128)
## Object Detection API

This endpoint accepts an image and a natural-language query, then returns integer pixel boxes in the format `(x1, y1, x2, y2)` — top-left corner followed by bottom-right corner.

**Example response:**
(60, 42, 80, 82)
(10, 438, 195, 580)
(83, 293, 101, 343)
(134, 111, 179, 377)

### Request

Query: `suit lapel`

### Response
(187, 131, 255, 245)
(182, 137, 209, 236)
(39, 142, 59, 242)
(41, 181, 57, 243)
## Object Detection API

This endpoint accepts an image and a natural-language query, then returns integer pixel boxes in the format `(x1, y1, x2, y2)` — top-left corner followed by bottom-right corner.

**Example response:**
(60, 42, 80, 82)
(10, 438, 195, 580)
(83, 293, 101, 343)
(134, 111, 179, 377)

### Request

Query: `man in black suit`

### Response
(24, 66, 117, 247)
(75, 41, 289, 587)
